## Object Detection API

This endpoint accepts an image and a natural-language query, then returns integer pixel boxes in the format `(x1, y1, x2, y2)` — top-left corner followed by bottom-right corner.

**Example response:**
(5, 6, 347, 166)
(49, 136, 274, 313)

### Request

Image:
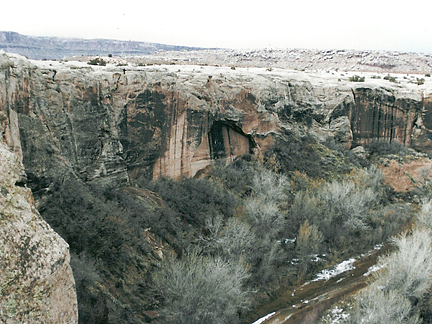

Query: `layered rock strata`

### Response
(330, 87, 422, 147)
(0, 52, 431, 188)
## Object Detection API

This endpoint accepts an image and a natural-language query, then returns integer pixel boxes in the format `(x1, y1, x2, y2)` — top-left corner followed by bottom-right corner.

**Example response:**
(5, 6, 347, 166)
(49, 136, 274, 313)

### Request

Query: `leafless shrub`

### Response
(376, 229, 432, 299)
(296, 220, 323, 278)
(288, 178, 379, 250)
(251, 169, 290, 204)
(153, 251, 251, 324)
(347, 228, 432, 324)
(201, 216, 256, 260)
(364, 164, 384, 192)
(296, 220, 323, 256)
(244, 169, 290, 240)
(416, 199, 432, 229)
(318, 180, 376, 232)
(245, 198, 282, 234)
(348, 287, 420, 324)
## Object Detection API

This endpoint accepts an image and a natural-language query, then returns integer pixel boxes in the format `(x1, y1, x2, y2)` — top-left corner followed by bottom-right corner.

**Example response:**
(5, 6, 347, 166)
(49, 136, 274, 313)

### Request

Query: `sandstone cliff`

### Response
(1, 53, 431, 189)
(0, 52, 431, 187)
(0, 106, 78, 321)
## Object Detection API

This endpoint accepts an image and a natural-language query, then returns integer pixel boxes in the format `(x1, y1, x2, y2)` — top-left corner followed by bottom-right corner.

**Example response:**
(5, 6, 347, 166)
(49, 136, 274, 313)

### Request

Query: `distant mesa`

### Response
(0, 31, 209, 60)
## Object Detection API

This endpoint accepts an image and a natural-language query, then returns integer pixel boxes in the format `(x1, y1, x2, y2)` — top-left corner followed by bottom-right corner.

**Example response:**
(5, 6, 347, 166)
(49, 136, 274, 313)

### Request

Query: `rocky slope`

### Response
(0, 90, 78, 321)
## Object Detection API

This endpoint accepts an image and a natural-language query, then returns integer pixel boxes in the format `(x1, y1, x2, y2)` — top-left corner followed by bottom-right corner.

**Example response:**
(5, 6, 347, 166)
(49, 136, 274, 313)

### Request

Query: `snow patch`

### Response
(313, 258, 356, 281)
(310, 254, 325, 262)
(290, 258, 299, 265)
(251, 312, 276, 324)
(328, 306, 350, 323)
(361, 244, 383, 257)
(364, 263, 386, 277)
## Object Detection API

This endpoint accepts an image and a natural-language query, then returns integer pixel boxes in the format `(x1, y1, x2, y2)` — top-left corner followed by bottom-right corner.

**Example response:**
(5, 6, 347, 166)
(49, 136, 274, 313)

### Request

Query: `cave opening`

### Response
(208, 121, 254, 160)
(209, 122, 226, 159)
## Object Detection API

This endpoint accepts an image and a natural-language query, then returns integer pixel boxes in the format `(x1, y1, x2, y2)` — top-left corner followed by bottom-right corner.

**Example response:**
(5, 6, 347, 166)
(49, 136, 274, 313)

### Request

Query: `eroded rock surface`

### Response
(330, 87, 422, 147)
(0, 138, 77, 323)
(0, 52, 431, 188)
(0, 53, 77, 323)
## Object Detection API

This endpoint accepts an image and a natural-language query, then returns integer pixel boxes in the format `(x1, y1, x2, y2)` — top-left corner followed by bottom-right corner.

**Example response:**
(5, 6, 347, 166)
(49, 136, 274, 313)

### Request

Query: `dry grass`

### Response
(381, 158, 432, 192)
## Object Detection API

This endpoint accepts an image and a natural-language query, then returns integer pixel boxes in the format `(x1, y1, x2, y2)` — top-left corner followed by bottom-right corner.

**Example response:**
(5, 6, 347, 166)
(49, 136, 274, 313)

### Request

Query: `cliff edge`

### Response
(0, 54, 78, 323)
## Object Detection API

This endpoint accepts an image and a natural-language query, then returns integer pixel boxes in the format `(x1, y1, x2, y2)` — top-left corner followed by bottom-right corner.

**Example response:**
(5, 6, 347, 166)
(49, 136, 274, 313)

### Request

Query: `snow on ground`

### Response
(364, 263, 386, 277)
(313, 258, 356, 281)
(251, 312, 276, 324)
(249, 245, 384, 322)
(27, 53, 432, 98)
(312, 243, 384, 281)
(323, 306, 350, 324)
(291, 243, 385, 299)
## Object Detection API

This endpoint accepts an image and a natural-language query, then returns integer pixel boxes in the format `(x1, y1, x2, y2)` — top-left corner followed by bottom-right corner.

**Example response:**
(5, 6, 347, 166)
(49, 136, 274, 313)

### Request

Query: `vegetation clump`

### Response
(344, 206, 432, 324)
(349, 75, 365, 82)
(152, 251, 251, 324)
(417, 78, 425, 85)
(87, 57, 107, 66)
(365, 138, 413, 157)
(384, 74, 397, 83)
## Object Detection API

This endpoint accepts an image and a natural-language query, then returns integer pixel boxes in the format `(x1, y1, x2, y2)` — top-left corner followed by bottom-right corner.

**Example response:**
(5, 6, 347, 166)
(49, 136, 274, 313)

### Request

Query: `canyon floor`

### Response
(247, 244, 390, 324)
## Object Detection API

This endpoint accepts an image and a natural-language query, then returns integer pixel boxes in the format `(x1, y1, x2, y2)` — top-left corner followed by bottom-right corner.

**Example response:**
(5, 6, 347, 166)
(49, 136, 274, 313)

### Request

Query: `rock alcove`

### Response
(208, 121, 254, 161)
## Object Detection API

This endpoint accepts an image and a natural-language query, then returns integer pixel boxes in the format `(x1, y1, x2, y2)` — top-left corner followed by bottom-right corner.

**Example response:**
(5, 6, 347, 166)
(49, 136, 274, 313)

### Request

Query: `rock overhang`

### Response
(1, 53, 432, 185)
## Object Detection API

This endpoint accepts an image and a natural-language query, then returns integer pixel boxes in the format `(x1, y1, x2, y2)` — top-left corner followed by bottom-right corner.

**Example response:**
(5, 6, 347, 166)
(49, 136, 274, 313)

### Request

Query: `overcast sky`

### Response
(2, 0, 432, 53)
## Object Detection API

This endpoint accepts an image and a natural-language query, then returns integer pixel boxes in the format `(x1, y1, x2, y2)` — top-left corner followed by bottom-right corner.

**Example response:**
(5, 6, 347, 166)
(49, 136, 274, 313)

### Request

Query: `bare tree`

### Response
(375, 229, 432, 299)
(348, 286, 421, 324)
(347, 228, 432, 324)
(152, 251, 251, 324)
(251, 169, 290, 205)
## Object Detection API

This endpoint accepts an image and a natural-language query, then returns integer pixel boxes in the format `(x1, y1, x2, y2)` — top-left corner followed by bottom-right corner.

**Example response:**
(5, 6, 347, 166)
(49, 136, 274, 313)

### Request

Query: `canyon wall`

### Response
(1, 53, 429, 189)
(0, 54, 78, 322)
(328, 87, 423, 147)
(0, 141, 78, 323)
